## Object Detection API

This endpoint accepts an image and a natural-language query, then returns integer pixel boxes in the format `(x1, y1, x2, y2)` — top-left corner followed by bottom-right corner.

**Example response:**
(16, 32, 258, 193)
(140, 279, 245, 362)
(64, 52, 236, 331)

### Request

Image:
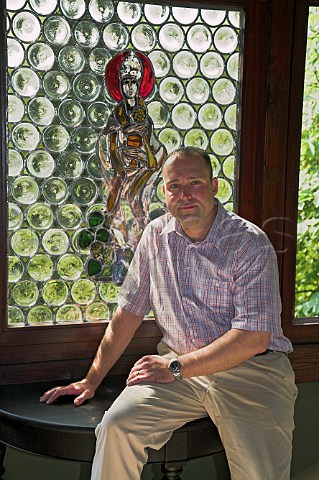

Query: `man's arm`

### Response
(40, 307, 143, 406)
(174, 328, 270, 377)
(126, 328, 270, 385)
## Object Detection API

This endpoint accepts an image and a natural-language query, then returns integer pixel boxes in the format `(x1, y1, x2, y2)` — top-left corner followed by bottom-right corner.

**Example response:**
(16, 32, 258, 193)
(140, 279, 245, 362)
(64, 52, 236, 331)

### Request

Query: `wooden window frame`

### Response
(1, 0, 318, 386)
(282, 0, 319, 341)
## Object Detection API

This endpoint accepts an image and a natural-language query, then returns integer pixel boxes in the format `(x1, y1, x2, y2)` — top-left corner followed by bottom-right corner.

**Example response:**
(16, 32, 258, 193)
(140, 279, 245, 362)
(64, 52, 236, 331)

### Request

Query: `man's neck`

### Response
(181, 203, 218, 243)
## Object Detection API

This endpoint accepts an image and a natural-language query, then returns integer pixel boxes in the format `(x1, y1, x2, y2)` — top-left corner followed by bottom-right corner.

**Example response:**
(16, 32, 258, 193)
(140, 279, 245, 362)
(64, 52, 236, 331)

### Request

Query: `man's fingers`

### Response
(132, 356, 145, 367)
(39, 384, 87, 405)
(40, 388, 64, 405)
(74, 390, 94, 407)
(126, 371, 145, 387)
(40, 386, 70, 404)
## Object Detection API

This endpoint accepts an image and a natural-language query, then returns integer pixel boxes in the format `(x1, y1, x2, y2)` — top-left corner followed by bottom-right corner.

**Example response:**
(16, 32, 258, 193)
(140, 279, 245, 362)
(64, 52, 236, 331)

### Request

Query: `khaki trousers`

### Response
(91, 343, 297, 480)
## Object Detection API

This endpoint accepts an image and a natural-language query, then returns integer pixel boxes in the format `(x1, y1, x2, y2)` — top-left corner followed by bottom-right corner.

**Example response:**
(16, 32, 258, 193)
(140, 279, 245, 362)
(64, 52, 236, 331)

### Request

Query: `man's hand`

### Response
(39, 379, 96, 407)
(126, 355, 175, 386)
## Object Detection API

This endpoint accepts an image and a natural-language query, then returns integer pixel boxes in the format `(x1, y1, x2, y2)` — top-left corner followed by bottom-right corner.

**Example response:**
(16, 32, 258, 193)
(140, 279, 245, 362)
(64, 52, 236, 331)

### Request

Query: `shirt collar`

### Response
(161, 216, 179, 236)
(160, 199, 227, 249)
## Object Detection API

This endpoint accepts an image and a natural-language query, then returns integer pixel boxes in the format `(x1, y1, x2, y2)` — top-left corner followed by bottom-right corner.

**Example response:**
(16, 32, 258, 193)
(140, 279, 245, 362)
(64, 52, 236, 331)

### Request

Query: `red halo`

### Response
(105, 50, 155, 102)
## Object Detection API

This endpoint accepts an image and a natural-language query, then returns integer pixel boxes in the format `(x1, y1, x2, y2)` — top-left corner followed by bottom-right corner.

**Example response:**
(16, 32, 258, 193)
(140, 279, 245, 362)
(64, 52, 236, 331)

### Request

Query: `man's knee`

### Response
(95, 407, 126, 440)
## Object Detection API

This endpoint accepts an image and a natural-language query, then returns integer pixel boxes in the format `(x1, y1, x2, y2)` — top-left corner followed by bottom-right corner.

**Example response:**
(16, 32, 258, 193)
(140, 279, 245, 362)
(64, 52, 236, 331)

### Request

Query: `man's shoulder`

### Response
(219, 207, 272, 250)
(146, 212, 173, 234)
(136, 213, 172, 251)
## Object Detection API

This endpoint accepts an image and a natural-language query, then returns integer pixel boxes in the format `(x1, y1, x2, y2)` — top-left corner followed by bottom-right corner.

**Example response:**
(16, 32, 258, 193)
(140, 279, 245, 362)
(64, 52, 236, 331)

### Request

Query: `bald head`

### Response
(162, 147, 213, 181)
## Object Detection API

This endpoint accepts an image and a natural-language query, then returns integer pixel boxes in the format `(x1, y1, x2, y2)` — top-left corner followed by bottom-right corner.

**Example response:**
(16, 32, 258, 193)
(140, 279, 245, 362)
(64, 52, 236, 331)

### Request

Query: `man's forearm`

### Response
(85, 307, 143, 390)
(178, 329, 271, 379)
(126, 328, 272, 386)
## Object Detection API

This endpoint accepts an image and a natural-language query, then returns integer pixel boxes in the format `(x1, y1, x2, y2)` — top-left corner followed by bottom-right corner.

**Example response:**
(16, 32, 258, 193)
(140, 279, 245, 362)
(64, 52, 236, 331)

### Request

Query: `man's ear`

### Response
(212, 177, 218, 196)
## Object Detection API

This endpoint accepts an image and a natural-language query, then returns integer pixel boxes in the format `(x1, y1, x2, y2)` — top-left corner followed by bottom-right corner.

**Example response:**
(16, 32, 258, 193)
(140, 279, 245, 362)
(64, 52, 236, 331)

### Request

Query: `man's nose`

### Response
(180, 186, 192, 199)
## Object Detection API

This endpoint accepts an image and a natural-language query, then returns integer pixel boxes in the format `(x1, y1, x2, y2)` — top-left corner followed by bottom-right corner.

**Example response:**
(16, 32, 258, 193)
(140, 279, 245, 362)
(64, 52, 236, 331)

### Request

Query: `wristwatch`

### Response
(168, 358, 182, 380)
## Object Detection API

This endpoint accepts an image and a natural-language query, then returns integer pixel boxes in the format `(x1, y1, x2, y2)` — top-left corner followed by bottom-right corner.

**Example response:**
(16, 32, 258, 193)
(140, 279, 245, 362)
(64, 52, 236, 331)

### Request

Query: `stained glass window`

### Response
(6, 1, 243, 327)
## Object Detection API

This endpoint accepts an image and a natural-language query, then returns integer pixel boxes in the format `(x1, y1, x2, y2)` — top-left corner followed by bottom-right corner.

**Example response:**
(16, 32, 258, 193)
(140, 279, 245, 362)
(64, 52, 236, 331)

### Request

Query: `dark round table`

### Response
(0, 376, 224, 480)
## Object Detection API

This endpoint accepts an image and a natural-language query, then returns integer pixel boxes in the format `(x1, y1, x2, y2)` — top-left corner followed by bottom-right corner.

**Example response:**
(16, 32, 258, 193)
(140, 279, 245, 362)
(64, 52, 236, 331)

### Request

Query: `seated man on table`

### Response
(41, 146, 297, 480)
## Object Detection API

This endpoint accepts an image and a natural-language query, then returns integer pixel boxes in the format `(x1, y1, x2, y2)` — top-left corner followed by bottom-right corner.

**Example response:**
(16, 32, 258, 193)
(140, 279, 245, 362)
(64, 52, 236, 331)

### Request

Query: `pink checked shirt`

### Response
(118, 200, 293, 354)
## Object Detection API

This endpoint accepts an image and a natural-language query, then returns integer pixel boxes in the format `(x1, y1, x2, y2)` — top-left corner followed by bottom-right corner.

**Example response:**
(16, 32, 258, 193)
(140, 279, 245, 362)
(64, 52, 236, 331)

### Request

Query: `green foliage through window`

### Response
(295, 6, 319, 318)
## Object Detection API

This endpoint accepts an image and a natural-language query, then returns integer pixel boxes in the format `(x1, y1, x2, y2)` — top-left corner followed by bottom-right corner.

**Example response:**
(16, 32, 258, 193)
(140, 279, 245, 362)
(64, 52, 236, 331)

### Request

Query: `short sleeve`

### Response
(231, 238, 283, 334)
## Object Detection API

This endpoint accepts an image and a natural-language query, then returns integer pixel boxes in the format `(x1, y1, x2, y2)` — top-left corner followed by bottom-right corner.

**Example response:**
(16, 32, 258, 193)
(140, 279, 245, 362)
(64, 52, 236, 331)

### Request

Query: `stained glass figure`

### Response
(95, 50, 167, 284)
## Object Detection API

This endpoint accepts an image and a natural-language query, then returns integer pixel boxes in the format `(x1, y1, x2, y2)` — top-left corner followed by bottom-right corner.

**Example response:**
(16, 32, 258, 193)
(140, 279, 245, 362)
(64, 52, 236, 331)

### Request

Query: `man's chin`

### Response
(178, 213, 199, 225)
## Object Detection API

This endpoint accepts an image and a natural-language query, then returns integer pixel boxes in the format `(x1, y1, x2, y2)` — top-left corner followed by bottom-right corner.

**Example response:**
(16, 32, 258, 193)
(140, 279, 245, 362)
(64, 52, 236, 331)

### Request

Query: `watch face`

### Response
(170, 360, 180, 373)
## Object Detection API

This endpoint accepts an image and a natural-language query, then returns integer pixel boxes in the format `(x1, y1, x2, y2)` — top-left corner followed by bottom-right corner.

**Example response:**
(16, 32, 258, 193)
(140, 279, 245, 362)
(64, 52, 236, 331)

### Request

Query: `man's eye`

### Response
(169, 184, 179, 190)
(191, 180, 201, 185)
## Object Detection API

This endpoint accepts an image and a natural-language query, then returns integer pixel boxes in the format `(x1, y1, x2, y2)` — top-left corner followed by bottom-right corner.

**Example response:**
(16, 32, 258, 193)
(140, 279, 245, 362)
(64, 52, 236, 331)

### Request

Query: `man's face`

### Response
(162, 154, 218, 237)
(121, 78, 139, 99)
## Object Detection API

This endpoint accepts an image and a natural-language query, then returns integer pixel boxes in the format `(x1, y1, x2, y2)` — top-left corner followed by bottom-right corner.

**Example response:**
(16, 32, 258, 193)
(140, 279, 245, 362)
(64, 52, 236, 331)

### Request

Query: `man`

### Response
(41, 147, 297, 480)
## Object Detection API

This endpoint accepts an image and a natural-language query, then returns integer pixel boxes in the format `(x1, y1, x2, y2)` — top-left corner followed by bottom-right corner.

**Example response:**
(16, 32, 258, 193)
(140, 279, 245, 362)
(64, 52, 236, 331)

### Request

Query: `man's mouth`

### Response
(178, 204, 197, 211)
